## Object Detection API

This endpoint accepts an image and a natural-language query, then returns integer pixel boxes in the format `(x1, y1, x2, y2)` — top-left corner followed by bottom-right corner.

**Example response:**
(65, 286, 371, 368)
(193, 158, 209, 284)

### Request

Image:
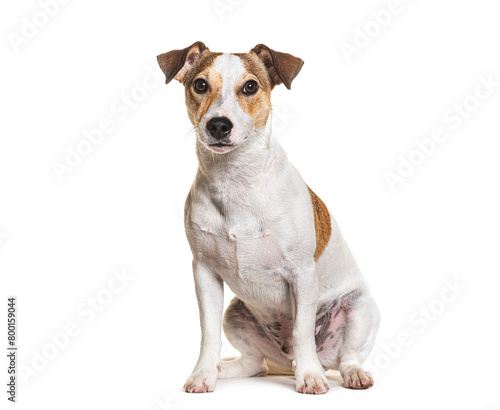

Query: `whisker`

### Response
(184, 126, 197, 142)
(254, 130, 266, 144)
(254, 130, 270, 147)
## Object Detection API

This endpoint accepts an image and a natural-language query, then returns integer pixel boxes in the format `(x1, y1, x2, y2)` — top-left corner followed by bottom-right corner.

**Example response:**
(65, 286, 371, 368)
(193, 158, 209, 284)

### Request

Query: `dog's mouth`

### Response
(204, 141, 238, 154)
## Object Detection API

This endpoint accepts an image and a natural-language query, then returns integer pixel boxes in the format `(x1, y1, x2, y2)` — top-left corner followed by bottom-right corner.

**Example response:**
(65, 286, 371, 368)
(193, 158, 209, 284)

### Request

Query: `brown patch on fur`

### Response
(233, 53, 272, 129)
(307, 186, 332, 260)
(234, 53, 273, 90)
(157, 41, 208, 84)
(182, 51, 223, 126)
(182, 51, 222, 86)
(250, 44, 304, 90)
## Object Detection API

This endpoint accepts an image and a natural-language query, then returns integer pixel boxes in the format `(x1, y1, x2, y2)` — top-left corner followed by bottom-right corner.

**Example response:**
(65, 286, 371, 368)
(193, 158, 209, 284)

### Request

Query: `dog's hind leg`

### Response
(336, 292, 380, 389)
(218, 356, 267, 379)
(219, 297, 290, 379)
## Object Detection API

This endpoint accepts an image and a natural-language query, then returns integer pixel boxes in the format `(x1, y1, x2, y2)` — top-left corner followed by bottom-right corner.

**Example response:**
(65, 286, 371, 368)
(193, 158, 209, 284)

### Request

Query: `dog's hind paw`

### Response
(343, 368, 374, 389)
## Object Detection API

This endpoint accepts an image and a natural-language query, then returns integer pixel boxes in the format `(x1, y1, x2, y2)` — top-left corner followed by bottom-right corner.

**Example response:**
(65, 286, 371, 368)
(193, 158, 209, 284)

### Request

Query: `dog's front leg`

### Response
(289, 262, 329, 394)
(183, 260, 224, 393)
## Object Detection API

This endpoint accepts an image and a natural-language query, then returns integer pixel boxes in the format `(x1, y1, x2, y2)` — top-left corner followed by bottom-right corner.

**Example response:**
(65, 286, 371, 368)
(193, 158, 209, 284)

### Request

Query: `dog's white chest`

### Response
(197, 213, 284, 273)
(188, 205, 290, 306)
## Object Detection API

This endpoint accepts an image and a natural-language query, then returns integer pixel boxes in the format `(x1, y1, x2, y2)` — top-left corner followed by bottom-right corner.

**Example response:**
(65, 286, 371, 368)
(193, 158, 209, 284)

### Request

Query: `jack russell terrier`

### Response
(157, 42, 380, 395)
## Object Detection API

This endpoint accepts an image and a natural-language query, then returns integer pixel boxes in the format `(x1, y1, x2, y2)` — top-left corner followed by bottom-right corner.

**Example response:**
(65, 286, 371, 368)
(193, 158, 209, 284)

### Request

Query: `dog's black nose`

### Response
(206, 117, 233, 140)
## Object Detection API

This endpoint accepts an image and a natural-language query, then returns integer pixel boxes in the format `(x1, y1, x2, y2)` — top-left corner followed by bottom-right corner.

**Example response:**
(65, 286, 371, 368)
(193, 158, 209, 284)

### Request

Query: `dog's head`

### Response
(157, 42, 303, 154)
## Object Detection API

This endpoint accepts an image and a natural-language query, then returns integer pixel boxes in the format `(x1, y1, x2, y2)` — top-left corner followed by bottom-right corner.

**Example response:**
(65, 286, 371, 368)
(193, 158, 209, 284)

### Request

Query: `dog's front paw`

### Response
(183, 372, 218, 393)
(295, 369, 330, 395)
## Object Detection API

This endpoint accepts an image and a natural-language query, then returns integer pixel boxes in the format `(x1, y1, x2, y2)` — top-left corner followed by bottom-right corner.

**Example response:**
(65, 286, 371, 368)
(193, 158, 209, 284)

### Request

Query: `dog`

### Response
(157, 42, 380, 394)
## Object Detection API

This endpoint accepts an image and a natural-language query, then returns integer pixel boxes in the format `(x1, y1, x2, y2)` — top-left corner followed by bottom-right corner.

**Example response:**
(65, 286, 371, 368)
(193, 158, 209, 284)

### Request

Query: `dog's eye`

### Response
(242, 80, 258, 95)
(193, 79, 208, 94)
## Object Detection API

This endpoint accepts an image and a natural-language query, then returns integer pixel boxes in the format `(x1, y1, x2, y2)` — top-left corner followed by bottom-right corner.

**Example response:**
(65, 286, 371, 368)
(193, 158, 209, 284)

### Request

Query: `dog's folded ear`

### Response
(250, 44, 304, 90)
(157, 41, 208, 84)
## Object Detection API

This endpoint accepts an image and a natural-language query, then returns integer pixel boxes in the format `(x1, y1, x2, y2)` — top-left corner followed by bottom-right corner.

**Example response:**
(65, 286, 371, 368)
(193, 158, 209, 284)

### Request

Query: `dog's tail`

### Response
(265, 358, 294, 376)
(221, 357, 294, 376)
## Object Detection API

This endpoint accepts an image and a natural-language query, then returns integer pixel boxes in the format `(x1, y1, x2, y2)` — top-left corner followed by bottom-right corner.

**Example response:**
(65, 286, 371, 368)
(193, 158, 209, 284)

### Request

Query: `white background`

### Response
(1, 0, 499, 409)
